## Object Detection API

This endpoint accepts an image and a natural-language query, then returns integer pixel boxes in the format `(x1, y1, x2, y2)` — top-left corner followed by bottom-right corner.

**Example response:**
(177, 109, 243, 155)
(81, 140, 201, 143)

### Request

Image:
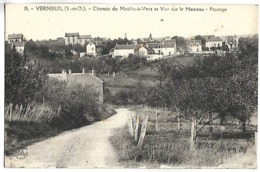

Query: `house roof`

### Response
(147, 41, 176, 48)
(187, 39, 202, 45)
(114, 44, 136, 50)
(206, 36, 222, 42)
(79, 35, 91, 39)
(65, 33, 79, 37)
(147, 43, 162, 49)
(13, 42, 25, 47)
(8, 34, 23, 39)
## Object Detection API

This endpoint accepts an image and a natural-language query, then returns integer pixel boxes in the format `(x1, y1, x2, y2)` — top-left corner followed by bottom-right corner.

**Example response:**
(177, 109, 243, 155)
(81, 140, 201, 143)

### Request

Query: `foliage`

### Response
(148, 36, 258, 132)
(5, 43, 46, 105)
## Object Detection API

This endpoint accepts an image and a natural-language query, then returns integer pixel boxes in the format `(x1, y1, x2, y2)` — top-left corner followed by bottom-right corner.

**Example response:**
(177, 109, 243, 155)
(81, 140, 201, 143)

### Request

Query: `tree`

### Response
(5, 42, 46, 105)
(148, 36, 257, 149)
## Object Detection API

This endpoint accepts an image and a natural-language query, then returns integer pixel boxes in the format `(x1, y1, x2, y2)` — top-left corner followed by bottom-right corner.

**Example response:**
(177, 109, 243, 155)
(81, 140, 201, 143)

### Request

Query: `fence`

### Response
(128, 112, 149, 149)
(4, 103, 58, 122)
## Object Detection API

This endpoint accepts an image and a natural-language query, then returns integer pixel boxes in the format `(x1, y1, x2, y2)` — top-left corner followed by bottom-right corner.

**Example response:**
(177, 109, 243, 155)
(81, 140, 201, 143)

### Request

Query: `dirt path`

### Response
(5, 108, 130, 168)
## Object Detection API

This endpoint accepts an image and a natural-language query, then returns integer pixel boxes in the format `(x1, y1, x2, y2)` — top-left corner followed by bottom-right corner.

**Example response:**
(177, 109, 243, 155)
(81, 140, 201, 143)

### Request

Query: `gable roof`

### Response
(206, 36, 222, 42)
(114, 44, 136, 50)
(147, 41, 176, 48)
(226, 36, 238, 45)
(8, 34, 23, 39)
(65, 33, 79, 37)
(187, 39, 202, 45)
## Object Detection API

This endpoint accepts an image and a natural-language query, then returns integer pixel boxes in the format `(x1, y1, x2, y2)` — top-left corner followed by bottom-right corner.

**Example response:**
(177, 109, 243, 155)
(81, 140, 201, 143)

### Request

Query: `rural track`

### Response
(5, 108, 130, 168)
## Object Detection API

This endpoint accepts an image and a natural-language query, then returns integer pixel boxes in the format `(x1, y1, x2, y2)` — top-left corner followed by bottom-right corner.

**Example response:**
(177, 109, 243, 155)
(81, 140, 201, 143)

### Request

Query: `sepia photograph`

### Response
(3, 1, 258, 169)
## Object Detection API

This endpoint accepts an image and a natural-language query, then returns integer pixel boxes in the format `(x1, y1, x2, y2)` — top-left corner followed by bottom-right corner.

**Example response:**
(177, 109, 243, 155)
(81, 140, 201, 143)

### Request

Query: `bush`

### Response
(43, 78, 100, 130)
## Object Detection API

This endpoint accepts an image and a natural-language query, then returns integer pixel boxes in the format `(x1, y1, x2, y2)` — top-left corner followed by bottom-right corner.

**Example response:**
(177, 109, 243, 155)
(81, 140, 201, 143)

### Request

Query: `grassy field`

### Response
(110, 105, 257, 168)
(100, 56, 197, 96)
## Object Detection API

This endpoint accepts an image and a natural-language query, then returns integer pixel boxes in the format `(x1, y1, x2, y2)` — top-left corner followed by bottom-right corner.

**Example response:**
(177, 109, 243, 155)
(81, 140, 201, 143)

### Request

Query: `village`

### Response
(8, 32, 239, 60)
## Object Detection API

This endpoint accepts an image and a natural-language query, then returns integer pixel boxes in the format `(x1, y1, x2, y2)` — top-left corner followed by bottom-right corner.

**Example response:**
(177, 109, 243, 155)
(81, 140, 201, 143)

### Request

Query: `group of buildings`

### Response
(186, 35, 239, 54)
(7, 32, 239, 59)
(64, 32, 106, 57)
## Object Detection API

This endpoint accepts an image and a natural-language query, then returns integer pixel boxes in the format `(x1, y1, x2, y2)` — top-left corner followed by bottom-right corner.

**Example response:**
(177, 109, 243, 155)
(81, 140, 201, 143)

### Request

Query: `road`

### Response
(5, 108, 130, 168)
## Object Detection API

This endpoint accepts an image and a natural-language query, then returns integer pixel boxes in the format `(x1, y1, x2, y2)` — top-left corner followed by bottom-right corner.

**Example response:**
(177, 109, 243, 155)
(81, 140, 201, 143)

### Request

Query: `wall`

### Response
(139, 47, 148, 56)
(87, 43, 96, 56)
(206, 41, 222, 48)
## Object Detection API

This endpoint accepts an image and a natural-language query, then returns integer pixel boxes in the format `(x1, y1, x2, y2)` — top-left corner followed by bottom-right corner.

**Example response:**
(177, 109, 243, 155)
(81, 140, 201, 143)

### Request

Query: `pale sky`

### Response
(5, 4, 258, 40)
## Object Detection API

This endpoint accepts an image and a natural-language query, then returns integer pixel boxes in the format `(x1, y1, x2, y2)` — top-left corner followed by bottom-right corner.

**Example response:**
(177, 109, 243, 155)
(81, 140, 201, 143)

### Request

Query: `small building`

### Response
(78, 35, 91, 45)
(113, 44, 136, 58)
(147, 40, 176, 55)
(205, 36, 223, 49)
(187, 39, 202, 52)
(96, 43, 105, 56)
(8, 33, 24, 43)
(65, 33, 79, 45)
(47, 69, 104, 103)
(12, 42, 25, 55)
(86, 41, 96, 56)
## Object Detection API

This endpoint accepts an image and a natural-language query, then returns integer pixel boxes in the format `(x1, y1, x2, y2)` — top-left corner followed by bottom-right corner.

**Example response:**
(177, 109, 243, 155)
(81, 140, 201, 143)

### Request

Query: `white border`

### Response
(1, 1, 259, 172)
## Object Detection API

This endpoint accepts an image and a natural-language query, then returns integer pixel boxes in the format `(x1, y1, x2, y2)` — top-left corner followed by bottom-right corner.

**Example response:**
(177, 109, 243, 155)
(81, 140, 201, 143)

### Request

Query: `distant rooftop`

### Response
(8, 34, 23, 39)
(79, 35, 91, 39)
(114, 44, 136, 50)
(65, 33, 79, 37)
(206, 36, 222, 42)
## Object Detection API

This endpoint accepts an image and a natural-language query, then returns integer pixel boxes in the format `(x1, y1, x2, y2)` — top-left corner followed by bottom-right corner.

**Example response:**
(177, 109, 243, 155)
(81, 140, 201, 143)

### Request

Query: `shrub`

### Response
(43, 78, 100, 129)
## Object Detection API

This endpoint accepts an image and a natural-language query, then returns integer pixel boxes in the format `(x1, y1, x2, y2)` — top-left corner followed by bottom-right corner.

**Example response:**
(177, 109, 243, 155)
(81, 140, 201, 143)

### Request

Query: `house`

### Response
(147, 40, 176, 55)
(86, 41, 96, 56)
(113, 44, 136, 58)
(134, 44, 154, 56)
(8, 33, 24, 43)
(78, 35, 91, 45)
(8, 33, 26, 55)
(47, 69, 104, 103)
(205, 36, 223, 50)
(224, 36, 239, 51)
(65, 33, 79, 45)
(12, 42, 25, 55)
(187, 39, 202, 52)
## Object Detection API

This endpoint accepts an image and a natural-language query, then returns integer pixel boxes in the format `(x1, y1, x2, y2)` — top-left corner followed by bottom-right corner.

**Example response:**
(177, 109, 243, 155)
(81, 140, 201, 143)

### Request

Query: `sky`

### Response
(5, 4, 258, 40)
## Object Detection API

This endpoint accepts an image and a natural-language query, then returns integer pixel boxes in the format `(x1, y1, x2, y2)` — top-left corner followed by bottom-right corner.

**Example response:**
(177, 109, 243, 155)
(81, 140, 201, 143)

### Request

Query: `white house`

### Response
(65, 33, 79, 45)
(113, 44, 136, 58)
(8, 34, 24, 43)
(205, 36, 223, 49)
(147, 41, 176, 55)
(187, 39, 202, 52)
(12, 42, 25, 55)
(86, 41, 96, 56)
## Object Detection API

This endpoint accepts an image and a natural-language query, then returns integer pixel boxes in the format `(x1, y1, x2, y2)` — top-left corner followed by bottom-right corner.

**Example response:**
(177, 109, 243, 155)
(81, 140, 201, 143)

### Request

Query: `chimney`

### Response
(82, 68, 85, 74)
(69, 69, 72, 75)
(92, 69, 96, 77)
